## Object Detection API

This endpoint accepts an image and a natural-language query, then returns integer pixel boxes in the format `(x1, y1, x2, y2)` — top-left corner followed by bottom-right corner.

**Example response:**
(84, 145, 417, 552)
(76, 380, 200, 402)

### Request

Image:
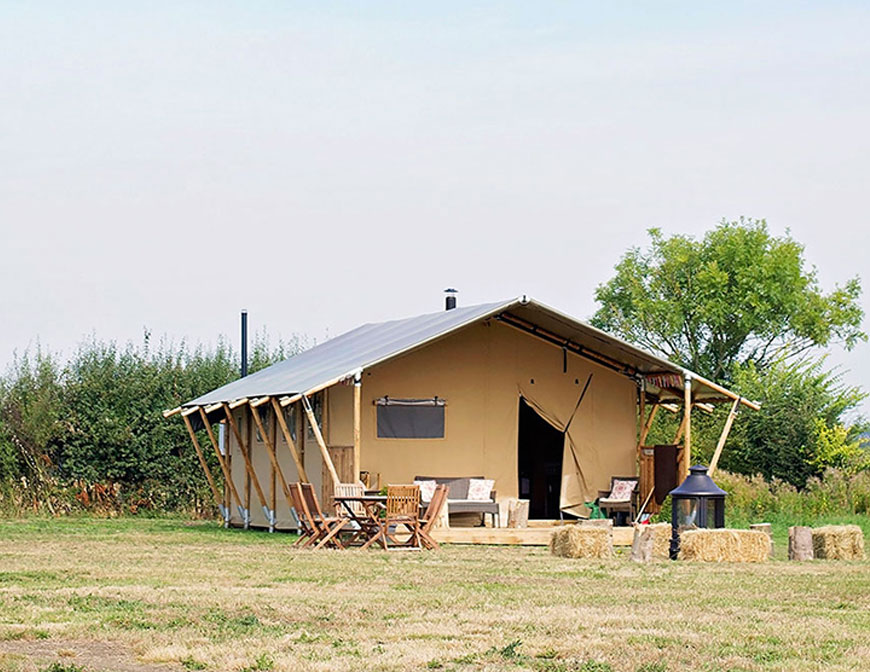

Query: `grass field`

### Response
(0, 518, 868, 672)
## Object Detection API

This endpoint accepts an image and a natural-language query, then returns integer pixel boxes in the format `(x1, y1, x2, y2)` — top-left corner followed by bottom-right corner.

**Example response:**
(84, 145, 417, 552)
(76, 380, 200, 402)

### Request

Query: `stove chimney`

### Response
(241, 309, 248, 378)
(444, 288, 458, 311)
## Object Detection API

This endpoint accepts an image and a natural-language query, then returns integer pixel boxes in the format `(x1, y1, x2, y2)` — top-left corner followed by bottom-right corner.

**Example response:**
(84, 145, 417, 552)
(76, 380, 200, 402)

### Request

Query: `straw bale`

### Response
(648, 522, 671, 559)
(812, 525, 865, 560)
(578, 518, 613, 530)
(549, 525, 612, 559)
(678, 529, 769, 563)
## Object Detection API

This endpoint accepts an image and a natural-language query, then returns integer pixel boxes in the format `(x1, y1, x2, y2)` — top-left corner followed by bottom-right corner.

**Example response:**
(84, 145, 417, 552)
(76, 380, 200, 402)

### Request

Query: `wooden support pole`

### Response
(639, 403, 659, 448)
(636, 382, 646, 463)
(198, 407, 244, 515)
(690, 373, 761, 411)
(708, 397, 740, 477)
(303, 394, 341, 488)
(271, 397, 309, 482)
(269, 408, 277, 533)
(162, 407, 181, 418)
(280, 393, 302, 407)
(248, 401, 295, 511)
(353, 373, 362, 483)
(673, 407, 689, 444)
(229, 398, 249, 410)
(682, 374, 692, 481)
(181, 412, 225, 517)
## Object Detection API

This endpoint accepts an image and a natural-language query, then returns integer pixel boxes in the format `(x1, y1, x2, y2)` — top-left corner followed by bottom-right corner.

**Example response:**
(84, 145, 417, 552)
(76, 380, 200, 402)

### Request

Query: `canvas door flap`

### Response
(561, 434, 588, 516)
(517, 392, 564, 433)
(518, 384, 590, 515)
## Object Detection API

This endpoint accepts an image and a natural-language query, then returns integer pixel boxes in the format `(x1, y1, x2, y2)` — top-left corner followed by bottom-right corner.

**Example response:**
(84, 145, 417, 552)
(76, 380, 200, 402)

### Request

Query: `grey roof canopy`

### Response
(184, 297, 753, 409)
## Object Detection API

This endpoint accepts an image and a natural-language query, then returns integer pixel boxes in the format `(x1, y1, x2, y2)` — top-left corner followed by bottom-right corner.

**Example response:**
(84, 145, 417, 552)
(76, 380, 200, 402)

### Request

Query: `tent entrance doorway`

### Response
(517, 398, 564, 519)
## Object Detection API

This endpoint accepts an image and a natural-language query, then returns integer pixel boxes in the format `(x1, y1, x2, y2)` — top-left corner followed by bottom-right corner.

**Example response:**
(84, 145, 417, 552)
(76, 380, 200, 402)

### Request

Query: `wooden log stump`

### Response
(630, 524, 653, 563)
(507, 499, 529, 529)
(788, 525, 813, 561)
(434, 500, 450, 529)
(750, 523, 774, 558)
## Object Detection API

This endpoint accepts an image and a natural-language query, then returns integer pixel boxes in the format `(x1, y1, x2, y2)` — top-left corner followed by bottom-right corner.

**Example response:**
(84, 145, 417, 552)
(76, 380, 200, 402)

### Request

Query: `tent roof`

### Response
(183, 297, 753, 408)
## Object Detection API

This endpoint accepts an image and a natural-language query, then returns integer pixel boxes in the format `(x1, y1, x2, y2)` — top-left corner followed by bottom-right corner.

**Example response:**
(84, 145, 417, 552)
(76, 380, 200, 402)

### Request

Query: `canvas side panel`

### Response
(360, 323, 490, 487)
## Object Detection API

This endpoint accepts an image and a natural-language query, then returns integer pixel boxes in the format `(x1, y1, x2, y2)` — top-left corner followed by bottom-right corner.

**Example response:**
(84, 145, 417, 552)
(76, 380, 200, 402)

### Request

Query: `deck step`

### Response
(431, 525, 635, 547)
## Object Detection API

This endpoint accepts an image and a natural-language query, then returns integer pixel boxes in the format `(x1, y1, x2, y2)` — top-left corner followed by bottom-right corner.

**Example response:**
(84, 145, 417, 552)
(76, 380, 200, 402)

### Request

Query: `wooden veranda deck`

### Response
(431, 521, 635, 547)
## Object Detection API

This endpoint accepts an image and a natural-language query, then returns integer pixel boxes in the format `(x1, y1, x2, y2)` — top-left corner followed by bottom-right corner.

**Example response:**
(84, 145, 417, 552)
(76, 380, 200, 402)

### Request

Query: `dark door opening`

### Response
(517, 398, 564, 519)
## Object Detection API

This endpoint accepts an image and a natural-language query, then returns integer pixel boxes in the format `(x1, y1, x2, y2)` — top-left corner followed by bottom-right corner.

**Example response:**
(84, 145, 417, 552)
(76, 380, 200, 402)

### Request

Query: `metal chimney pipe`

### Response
(444, 288, 458, 311)
(241, 309, 248, 378)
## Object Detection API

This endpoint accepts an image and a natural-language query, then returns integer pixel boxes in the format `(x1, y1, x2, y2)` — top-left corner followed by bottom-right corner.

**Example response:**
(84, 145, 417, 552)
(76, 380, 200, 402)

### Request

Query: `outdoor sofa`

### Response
(414, 475, 499, 527)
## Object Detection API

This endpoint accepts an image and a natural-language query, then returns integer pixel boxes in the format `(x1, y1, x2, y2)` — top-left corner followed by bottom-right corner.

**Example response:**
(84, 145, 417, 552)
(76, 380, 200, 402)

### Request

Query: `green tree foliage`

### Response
(723, 358, 868, 486)
(593, 219, 868, 487)
(0, 330, 306, 513)
(592, 219, 865, 381)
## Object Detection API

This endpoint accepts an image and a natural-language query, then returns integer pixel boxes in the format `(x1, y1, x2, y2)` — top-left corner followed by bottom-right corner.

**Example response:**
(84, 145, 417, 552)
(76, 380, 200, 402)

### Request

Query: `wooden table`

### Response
(333, 495, 387, 549)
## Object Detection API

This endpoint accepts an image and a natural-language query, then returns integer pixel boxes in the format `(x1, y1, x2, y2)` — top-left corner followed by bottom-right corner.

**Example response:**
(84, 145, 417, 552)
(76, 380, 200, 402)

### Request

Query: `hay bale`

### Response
(678, 529, 769, 563)
(578, 518, 613, 530)
(750, 523, 774, 558)
(648, 522, 671, 560)
(549, 525, 612, 559)
(812, 525, 865, 560)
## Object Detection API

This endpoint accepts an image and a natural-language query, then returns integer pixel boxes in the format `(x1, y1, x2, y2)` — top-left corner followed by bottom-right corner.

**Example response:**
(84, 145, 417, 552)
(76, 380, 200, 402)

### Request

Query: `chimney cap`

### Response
(444, 288, 458, 294)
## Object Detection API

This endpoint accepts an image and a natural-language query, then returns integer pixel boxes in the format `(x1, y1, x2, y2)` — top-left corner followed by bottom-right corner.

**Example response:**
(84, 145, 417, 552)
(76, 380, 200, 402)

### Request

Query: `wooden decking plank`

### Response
(431, 525, 635, 547)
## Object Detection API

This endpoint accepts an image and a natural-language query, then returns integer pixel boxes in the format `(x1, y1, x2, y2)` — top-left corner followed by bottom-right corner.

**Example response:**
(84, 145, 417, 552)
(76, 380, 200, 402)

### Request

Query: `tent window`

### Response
(283, 406, 297, 442)
(375, 397, 446, 439)
(254, 406, 270, 443)
(305, 392, 323, 440)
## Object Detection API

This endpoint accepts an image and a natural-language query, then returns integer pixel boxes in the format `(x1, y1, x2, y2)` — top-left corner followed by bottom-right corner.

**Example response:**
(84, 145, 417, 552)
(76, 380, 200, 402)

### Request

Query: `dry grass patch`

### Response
(0, 518, 868, 672)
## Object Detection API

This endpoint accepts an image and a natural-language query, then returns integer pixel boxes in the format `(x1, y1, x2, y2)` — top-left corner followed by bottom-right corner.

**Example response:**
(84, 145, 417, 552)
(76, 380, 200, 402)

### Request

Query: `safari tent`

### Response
(164, 296, 758, 532)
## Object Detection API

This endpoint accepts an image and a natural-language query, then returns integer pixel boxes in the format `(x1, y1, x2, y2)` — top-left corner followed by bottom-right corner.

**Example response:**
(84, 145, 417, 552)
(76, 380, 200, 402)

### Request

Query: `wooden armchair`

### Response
(418, 484, 448, 550)
(300, 482, 348, 549)
(288, 483, 318, 548)
(383, 484, 421, 550)
(597, 476, 639, 523)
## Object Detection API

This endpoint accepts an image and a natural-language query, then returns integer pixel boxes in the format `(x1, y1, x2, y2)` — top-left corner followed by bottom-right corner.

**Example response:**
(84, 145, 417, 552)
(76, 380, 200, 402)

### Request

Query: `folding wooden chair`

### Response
(383, 484, 421, 550)
(418, 484, 448, 550)
(333, 481, 371, 546)
(300, 483, 348, 550)
(288, 482, 319, 549)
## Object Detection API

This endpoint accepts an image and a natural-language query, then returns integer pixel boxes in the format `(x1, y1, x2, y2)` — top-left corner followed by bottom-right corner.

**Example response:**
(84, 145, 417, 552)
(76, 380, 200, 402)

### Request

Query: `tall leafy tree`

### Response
(592, 219, 865, 382)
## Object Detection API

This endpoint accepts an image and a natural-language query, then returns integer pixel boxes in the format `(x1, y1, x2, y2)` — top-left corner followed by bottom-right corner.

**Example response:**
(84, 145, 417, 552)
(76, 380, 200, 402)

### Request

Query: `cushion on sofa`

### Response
(467, 478, 495, 501)
(413, 479, 437, 502)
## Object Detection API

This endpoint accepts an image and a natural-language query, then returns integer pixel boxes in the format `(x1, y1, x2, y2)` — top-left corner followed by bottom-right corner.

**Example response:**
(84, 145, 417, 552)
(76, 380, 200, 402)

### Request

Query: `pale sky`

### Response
(2, 2, 869, 413)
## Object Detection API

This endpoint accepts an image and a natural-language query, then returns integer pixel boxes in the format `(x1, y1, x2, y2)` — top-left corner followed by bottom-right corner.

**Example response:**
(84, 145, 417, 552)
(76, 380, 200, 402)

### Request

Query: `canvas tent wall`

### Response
(338, 319, 637, 516)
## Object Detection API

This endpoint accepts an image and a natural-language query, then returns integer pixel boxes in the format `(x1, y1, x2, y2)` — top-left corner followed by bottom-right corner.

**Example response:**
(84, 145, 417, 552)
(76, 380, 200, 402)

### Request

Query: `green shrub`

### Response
(653, 468, 870, 524)
(0, 330, 306, 516)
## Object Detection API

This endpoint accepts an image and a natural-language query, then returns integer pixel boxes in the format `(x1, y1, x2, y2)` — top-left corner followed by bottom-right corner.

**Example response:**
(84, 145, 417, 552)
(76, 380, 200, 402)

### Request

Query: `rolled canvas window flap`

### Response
(376, 397, 446, 438)
(375, 397, 446, 407)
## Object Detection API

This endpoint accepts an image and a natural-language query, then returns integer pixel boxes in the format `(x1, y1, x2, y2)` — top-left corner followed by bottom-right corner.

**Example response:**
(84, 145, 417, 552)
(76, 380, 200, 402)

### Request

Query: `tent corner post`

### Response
(353, 373, 362, 483)
(682, 373, 692, 482)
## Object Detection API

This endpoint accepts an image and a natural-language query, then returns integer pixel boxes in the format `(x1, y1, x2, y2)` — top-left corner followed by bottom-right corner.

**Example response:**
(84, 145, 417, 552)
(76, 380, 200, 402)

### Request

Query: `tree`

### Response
(724, 357, 868, 486)
(592, 219, 865, 382)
